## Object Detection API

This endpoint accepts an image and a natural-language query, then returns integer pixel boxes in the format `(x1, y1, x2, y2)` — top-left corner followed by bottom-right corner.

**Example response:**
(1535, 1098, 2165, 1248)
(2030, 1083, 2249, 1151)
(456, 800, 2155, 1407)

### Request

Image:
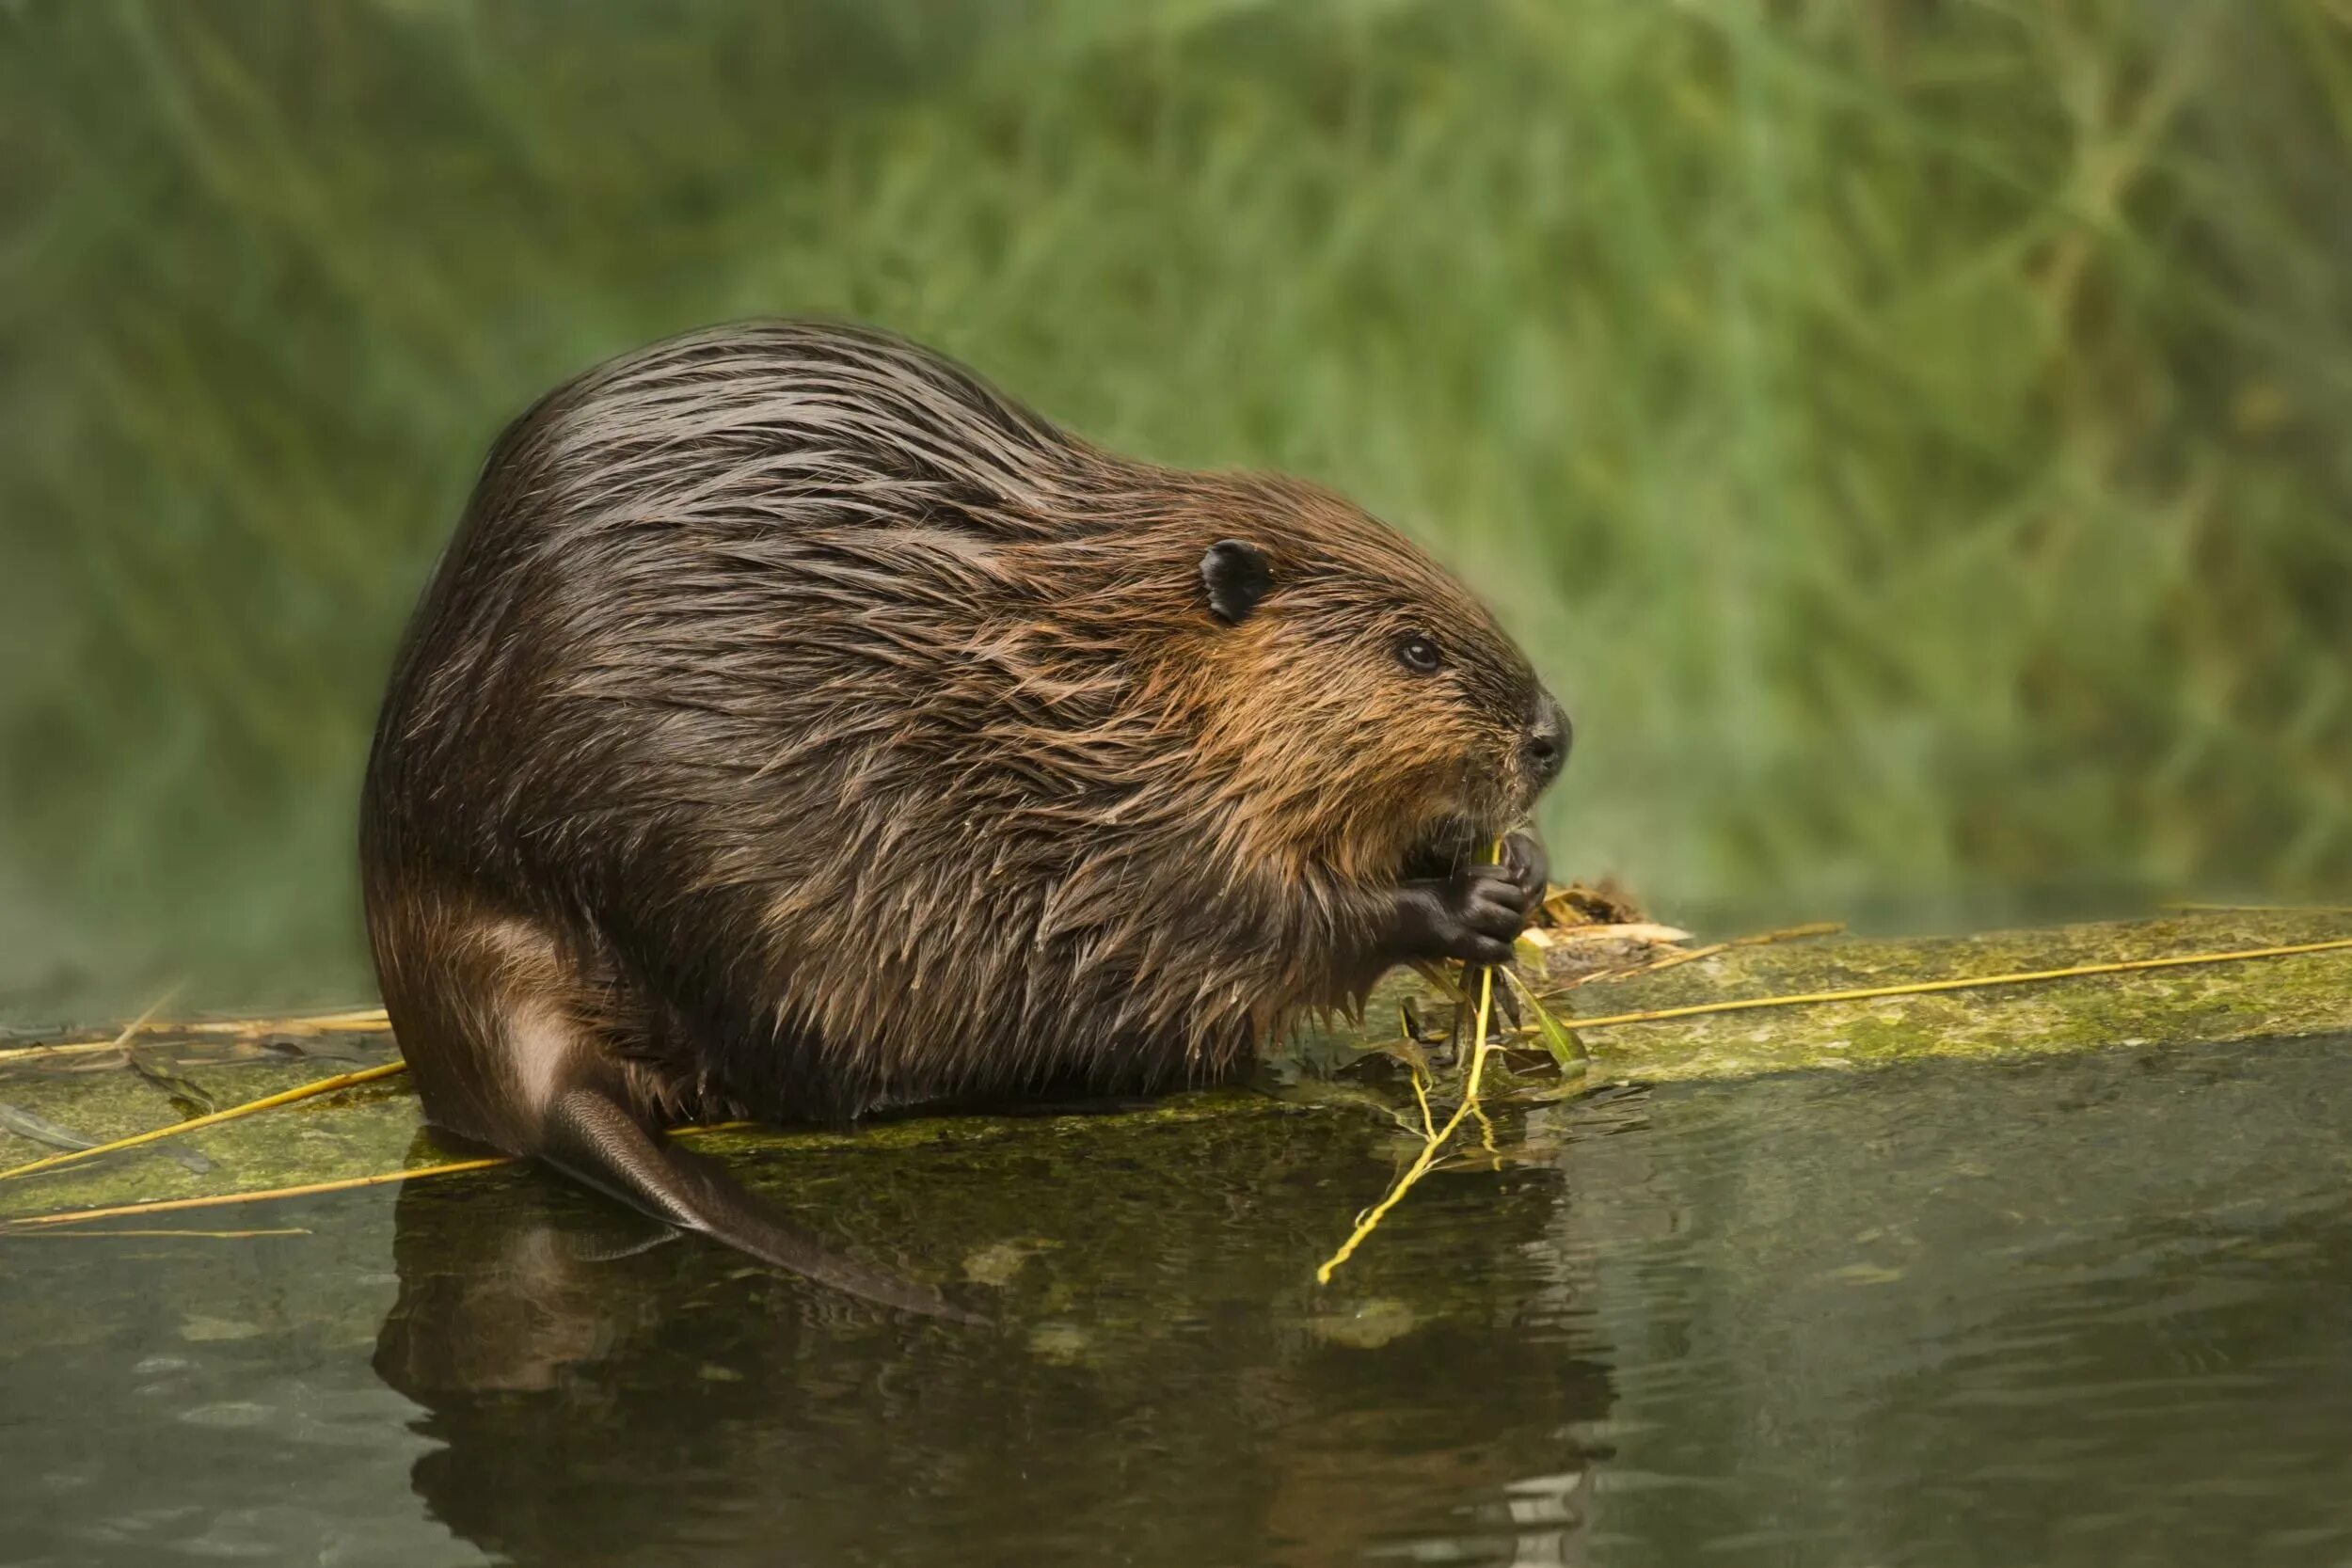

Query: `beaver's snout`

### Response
(1520, 694, 1571, 792)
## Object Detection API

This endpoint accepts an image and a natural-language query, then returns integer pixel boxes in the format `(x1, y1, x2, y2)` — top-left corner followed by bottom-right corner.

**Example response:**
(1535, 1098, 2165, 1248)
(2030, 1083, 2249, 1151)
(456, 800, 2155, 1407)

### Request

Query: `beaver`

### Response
(360, 321, 1569, 1308)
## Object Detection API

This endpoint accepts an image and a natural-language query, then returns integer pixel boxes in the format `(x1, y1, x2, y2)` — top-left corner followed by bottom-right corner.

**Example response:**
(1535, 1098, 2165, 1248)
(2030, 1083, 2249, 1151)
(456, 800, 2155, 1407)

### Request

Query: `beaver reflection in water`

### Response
(361, 322, 1569, 1308)
(369, 1119, 1615, 1566)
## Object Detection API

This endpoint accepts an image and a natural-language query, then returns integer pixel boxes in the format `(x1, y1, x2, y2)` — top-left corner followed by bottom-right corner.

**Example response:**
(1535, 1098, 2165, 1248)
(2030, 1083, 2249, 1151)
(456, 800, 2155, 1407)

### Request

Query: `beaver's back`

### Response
(363, 324, 1256, 1118)
(374, 326, 1059, 846)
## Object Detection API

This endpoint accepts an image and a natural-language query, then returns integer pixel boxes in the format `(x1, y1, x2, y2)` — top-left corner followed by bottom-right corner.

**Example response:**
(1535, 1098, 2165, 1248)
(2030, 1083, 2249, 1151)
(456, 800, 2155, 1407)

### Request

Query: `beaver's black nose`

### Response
(1522, 697, 1571, 788)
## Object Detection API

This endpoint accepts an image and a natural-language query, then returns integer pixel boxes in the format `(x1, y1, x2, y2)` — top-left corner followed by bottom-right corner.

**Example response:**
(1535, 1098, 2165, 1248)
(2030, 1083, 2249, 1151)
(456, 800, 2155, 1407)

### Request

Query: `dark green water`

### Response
(6, 1037, 2352, 1566)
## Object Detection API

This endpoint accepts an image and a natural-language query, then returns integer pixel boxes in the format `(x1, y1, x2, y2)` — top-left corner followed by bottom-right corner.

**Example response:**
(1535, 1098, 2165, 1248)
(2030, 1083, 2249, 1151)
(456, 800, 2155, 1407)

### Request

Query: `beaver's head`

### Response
(1168, 476, 1568, 884)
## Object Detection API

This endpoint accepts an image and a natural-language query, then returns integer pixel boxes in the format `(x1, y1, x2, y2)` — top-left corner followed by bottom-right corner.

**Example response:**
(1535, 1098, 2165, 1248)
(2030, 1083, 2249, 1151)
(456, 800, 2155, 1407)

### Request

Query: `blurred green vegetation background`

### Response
(4, 0, 2350, 1016)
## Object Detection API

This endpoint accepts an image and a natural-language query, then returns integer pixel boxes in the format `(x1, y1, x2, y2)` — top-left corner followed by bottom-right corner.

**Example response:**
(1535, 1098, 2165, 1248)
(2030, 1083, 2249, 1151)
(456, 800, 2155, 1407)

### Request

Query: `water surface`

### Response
(6, 1036, 2351, 1566)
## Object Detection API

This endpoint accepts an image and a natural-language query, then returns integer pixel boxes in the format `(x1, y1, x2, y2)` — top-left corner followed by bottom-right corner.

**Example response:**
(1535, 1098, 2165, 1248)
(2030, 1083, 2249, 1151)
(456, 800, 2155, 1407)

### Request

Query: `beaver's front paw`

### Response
(1389, 863, 1538, 968)
(1501, 829, 1549, 909)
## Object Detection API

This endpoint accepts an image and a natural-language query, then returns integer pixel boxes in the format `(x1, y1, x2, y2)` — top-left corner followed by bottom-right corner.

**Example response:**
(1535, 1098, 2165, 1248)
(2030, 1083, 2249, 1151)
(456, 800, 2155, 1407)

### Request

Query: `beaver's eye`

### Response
(1395, 634, 1443, 673)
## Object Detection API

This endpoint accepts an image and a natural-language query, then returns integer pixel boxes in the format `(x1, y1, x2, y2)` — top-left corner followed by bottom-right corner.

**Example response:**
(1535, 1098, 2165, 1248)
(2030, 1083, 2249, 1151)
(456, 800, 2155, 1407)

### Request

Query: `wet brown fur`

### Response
(360, 322, 1561, 1289)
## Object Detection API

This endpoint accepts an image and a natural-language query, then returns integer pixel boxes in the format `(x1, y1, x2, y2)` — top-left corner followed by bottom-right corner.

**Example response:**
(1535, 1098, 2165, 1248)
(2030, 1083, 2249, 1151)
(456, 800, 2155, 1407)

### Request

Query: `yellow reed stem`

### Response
(7, 1227, 314, 1239)
(0, 1005, 394, 1061)
(1470, 1101, 1500, 1163)
(1316, 960, 1498, 1285)
(169, 1007, 392, 1036)
(1408, 1063, 1437, 1141)
(105, 986, 182, 1053)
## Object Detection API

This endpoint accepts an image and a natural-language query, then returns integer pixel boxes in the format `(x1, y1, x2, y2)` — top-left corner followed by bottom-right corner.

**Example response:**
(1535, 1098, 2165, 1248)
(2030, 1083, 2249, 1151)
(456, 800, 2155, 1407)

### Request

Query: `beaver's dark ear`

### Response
(1200, 539, 1272, 626)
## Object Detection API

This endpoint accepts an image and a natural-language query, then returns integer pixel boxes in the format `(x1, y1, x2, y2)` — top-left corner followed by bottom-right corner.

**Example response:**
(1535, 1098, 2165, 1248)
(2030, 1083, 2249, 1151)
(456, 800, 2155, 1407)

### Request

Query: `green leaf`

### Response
(1502, 968, 1587, 1070)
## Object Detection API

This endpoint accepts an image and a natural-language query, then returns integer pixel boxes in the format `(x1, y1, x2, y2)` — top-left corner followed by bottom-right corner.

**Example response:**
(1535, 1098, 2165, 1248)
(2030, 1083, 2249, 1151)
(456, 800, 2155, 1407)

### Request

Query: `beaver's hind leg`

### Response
(371, 896, 965, 1320)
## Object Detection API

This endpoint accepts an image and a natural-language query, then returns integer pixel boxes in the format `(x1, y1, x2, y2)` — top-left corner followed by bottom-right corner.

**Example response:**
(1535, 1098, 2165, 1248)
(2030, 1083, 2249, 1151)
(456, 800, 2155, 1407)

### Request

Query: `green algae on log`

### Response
(5, 911, 2351, 1226)
(1525, 910, 2352, 1083)
(0, 1028, 1313, 1227)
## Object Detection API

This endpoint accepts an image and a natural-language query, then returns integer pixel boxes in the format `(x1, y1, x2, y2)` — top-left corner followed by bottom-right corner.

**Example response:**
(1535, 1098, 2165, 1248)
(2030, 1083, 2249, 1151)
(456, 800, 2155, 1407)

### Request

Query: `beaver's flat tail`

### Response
(536, 1084, 975, 1322)
(365, 895, 971, 1321)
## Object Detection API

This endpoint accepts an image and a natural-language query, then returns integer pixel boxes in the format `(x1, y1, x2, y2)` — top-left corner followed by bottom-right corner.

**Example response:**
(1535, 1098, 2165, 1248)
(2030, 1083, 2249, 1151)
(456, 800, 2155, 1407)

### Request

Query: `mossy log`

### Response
(1526, 908, 2352, 1083)
(3, 911, 2348, 1225)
